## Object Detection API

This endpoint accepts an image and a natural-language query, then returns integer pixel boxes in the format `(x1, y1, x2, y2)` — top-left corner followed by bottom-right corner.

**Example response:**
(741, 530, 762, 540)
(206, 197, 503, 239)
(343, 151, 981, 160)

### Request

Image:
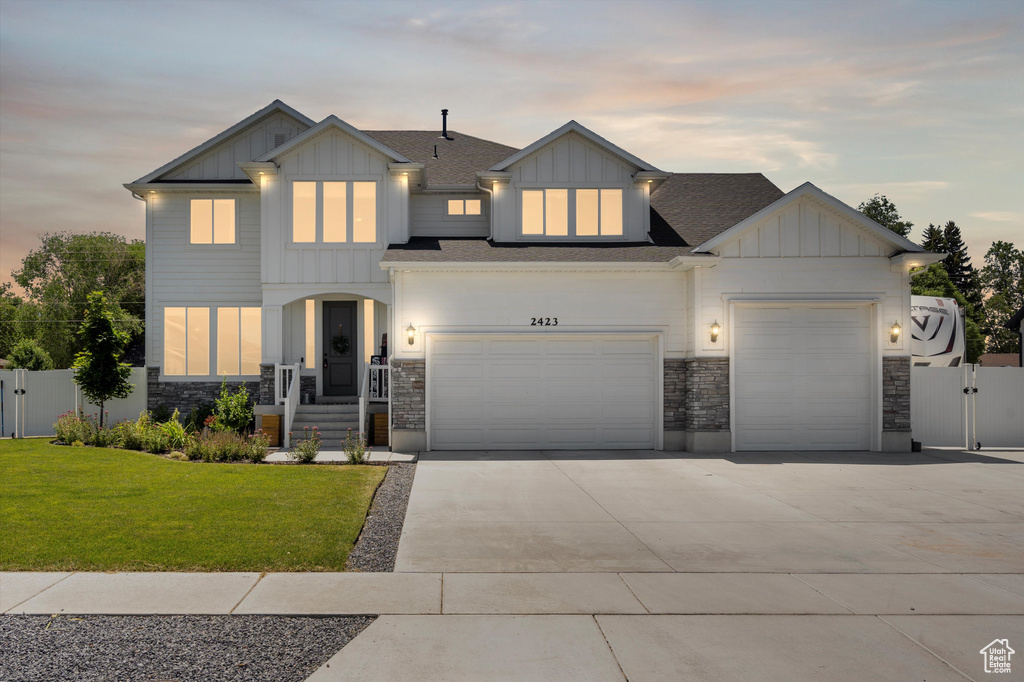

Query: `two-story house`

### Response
(125, 100, 941, 453)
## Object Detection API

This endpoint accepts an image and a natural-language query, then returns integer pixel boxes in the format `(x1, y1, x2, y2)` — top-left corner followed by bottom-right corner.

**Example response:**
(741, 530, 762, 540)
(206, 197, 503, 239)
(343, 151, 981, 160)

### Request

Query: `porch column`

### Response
(259, 304, 284, 406)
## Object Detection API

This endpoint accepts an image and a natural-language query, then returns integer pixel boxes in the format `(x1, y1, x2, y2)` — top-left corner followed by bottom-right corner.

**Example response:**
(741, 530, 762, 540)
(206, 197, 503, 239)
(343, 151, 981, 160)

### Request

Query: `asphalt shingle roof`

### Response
(382, 173, 784, 264)
(362, 130, 519, 187)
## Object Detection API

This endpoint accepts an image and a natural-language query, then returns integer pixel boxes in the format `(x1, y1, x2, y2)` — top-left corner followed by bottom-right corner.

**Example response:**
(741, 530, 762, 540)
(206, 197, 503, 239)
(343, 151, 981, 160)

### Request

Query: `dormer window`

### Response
(521, 189, 622, 237)
(447, 199, 482, 216)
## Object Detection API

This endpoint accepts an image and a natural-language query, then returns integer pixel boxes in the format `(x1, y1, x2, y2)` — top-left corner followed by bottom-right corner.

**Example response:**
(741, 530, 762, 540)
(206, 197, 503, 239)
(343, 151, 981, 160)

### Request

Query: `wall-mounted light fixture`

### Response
(406, 324, 416, 345)
(890, 321, 902, 343)
(710, 320, 721, 343)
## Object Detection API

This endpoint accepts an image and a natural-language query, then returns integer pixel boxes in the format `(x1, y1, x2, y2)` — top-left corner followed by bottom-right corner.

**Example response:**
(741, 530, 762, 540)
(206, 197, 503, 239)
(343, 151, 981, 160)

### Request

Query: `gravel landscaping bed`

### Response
(345, 462, 417, 572)
(0, 614, 374, 682)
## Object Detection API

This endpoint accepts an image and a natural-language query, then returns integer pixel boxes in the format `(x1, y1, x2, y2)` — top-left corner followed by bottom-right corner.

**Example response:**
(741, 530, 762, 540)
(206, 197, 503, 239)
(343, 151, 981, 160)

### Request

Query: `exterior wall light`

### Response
(407, 324, 416, 345)
(890, 321, 902, 343)
(710, 320, 721, 343)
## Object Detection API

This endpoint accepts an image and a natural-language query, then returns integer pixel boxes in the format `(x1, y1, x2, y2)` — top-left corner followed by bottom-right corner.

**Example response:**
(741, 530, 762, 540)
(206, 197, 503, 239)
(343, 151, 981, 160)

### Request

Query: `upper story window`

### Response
(447, 199, 482, 216)
(190, 199, 236, 244)
(521, 189, 622, 237)
(293, 180, 377, 244)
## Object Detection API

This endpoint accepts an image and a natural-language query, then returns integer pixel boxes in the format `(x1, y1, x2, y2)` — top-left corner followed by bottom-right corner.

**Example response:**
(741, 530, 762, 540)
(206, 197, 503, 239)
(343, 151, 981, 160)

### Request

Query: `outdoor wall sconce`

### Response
(710, 320, 721, 343)
(407, 324, 416, 345)
(890, 321, 902, 343)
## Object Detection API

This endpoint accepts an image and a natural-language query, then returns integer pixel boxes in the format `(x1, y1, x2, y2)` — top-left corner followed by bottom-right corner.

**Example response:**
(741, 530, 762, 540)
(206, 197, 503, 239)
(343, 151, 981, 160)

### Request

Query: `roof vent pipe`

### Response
(440, 109, 453, 141)
(433, 144, 438, 159)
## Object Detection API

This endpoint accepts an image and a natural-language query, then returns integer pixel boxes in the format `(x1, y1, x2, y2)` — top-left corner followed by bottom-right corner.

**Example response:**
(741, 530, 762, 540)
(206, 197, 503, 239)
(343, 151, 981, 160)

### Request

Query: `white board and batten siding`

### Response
(428, 334, 659, 450)
(732, 304, 874, 450)
(146, 193, 262, 376)
(491, 131, 649, 242)
(263, 131, 400, 287)
(410, 194, 489, 238)
(162, 113, 310, 181)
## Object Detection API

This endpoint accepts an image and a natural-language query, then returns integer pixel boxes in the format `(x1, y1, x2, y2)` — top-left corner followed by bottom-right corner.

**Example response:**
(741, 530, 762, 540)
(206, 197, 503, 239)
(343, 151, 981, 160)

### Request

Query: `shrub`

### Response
(184, 402, 215, 432)
(150, 405, 173, 423)
(289, 426, 321, 463)
(246, 430, 271, 464)
(54, 410, 94, 445)
(213, 379, 254, 433)
(183, 429, 269, 463)
(342, 428, 369, 465)
(92, 422, 121, 449)
(160, 410, 188, 451)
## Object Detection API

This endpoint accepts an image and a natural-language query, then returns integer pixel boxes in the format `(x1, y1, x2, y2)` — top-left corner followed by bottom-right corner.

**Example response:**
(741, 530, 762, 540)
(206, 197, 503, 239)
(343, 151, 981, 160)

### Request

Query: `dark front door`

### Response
(323, 301, 357, 396)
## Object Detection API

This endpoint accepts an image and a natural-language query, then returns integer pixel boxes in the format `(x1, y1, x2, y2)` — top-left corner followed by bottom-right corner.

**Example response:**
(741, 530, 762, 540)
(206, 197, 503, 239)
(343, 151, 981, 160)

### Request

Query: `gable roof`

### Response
(651, 173, 785, 247)
(489, 120, 662, 173)
(132, 100, 314, 184)
(363, 130, 519, 187)
(255, 115, 412, 164)
(695, 181, 928, 254)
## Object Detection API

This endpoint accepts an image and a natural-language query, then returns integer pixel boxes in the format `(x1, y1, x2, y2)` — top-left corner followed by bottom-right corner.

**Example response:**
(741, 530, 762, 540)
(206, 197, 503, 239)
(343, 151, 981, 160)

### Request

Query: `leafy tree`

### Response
(912, 263, 984, 363)
(921, 224, 946, 253)
(858, 194, 913, 237)
(12, 232, 144, 368)
(7, 338, 54, 370)
(979, 241, 1023, 354)
(0, 283, 40, 361)
(72, 291, 134, 427)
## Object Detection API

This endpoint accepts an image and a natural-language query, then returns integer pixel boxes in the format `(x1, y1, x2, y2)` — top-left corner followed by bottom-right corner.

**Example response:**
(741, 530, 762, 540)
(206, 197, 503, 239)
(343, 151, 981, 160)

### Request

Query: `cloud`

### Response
(971, 211, 1024, 223)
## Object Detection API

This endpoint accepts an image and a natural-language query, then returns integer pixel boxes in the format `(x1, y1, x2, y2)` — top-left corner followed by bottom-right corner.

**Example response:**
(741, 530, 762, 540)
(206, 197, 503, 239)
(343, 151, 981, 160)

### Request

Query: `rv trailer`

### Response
(911, 296, 965, 367)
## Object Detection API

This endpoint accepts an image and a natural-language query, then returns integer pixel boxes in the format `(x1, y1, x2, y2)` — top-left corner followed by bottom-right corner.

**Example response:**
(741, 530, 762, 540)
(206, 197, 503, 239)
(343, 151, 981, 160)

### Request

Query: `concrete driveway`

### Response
(395, 448, 1024, 573)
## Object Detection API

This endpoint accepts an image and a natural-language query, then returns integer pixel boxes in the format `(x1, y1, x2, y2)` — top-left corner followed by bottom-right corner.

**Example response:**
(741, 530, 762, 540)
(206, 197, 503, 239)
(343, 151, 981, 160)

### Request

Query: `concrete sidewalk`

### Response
(4, 570, 1022, 681)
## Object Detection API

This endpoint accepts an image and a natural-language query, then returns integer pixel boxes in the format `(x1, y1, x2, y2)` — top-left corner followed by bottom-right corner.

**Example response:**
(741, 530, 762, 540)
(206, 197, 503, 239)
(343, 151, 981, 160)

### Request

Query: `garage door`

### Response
(429, 335, 657, 450)
(734, 305, 873, 450)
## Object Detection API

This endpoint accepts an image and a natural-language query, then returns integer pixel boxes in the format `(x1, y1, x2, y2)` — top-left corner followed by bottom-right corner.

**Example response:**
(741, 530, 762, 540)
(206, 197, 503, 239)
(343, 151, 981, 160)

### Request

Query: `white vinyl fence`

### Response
(911, 365, 1024, 449)
(0, 368, 148, 438)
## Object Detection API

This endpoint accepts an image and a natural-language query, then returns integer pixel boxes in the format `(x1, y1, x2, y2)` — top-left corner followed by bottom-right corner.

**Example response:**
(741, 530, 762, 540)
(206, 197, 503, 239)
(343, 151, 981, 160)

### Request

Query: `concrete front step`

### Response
(294, 404, 359, 414)
(291, 418, 362, 429)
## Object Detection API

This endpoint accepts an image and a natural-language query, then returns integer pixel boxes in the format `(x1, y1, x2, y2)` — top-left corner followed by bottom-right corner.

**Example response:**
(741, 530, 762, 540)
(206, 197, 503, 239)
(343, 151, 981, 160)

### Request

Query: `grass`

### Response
(0, 438, 387, 572)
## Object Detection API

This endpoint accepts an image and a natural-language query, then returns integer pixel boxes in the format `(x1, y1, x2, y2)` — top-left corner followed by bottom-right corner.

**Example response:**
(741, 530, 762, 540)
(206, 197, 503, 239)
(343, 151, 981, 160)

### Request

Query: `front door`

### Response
(323, 301, 357, 396)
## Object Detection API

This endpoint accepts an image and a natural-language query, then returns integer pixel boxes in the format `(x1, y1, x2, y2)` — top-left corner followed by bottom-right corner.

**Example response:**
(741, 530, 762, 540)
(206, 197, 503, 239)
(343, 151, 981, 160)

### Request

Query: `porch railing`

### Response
(275, 362, 301, 449)
(358, 362, 389, 441)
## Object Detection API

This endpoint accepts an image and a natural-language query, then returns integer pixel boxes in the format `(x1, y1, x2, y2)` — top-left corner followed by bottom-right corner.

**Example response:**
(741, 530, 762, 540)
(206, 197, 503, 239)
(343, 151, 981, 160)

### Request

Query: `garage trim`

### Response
(727, 298, 882, 452)
(425, 331, 664, 451)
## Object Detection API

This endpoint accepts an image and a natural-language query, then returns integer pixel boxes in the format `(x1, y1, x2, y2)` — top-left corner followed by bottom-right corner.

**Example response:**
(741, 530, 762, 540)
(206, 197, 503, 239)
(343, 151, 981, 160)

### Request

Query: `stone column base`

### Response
(685, 430, 732, 453)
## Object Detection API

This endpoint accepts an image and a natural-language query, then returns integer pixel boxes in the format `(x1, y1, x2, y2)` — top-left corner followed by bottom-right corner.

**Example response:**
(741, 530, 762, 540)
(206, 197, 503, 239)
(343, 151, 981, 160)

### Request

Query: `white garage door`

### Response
(429, 334, 657, 450)
(734, 305, 873, 450)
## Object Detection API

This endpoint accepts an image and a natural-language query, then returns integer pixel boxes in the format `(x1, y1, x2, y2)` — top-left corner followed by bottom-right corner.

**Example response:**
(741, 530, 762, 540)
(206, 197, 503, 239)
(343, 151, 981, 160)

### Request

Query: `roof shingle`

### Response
(362, 130, 519, 187)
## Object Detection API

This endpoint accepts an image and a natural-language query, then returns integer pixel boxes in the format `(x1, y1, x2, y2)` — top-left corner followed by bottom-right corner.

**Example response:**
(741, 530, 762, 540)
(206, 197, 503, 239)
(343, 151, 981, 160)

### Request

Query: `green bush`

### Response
(150, 405, 173, 423)
(184, 402, 215, 432)
(54, 411, 94, 445)
(343, 428, 369, 465)
(183, 429, 269, 463)
(160, 410, 188, 451)
(289, 426, 321, 463)
(213, 379, 254, 433)
(8, 339, 55, 371)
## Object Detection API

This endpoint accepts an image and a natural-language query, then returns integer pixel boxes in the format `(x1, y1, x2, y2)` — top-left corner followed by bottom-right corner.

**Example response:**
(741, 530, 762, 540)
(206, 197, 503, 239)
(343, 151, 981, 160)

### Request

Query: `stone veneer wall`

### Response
(683, 358, 730, 431)
(391, 360, 425, 431)
(664, 359, 687, 430)
(882, 356, 911, 432)
(147, 367, 260, 415)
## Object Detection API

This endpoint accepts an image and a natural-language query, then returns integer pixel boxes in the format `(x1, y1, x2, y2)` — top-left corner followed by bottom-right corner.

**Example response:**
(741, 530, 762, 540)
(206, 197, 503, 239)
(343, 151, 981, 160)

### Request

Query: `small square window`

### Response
(190, 199, 235, 244)
(446, 199, 482, 216)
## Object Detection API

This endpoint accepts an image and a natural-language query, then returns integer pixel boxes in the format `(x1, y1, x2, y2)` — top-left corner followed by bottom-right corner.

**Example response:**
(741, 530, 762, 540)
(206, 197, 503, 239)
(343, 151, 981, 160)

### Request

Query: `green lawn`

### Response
(0, 439, 386, 572)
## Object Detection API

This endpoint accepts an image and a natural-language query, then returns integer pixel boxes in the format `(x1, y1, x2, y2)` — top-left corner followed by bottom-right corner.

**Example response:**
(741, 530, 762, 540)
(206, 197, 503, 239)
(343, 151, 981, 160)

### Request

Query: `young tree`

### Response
(72, 291, 134, 427)
(858, 194, 913, 237)
(13, 232, 144, 368)
(7, 338, 54, 371)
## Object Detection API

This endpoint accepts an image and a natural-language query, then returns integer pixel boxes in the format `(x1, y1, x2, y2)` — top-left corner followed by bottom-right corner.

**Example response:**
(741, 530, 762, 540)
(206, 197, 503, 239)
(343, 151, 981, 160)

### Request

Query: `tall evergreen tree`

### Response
(941, 221, 972, 291)
(921, 224, 946, 253)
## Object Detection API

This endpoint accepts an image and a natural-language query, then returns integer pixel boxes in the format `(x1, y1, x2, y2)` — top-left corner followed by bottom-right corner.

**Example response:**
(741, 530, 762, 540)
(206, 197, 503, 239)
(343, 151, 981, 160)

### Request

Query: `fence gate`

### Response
(911, 365, 1024, 449)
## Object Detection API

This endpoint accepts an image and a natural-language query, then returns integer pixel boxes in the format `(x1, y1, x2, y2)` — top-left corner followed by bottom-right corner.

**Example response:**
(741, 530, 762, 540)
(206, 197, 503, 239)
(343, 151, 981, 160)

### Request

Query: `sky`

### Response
(1, 0, 1022, 291)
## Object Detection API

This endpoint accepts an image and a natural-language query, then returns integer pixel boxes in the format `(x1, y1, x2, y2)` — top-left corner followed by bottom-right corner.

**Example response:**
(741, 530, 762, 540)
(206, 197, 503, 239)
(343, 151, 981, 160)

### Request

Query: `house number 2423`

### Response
(530, 317, 558, 326)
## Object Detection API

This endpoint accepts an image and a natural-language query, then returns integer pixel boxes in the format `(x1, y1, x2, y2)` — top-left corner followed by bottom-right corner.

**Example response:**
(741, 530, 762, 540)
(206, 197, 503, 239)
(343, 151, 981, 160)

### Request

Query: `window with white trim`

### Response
(164, 307, 209, 376)
(217, 307, 261, 375)
(190, 199, 236, 244)
(447, 199, 482, 216)
(292, 181, 377, 243)
(521, 189, 623, 237)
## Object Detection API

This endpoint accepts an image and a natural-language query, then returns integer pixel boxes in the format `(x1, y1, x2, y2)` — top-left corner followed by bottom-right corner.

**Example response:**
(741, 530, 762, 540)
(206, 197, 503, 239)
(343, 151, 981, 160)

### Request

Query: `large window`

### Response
(164, 307, 209, 376)
(521, 189, 622, 237)
(165, 306, 260, 376)
(217, 307, 261, 375)
(190, 199, 236, 244)
(292, 181, 377, 244)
